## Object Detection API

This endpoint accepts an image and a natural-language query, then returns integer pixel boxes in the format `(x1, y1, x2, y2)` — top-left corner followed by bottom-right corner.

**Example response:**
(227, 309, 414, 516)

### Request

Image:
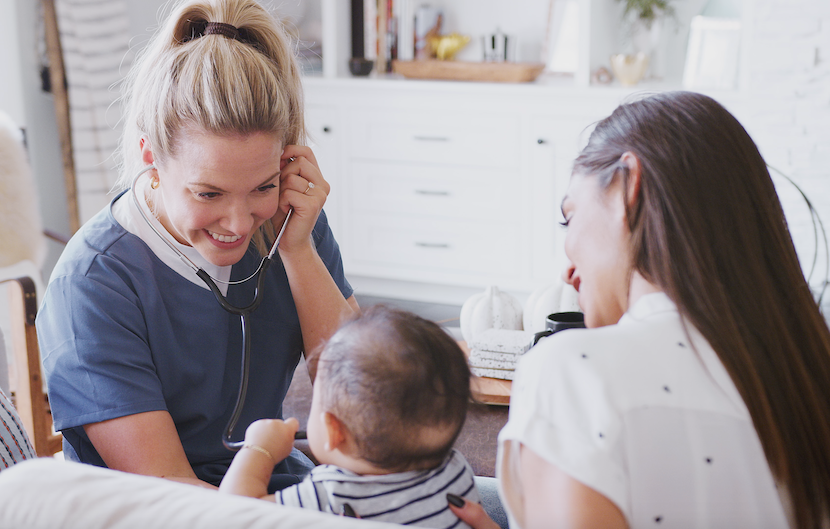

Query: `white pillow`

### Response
(0, 459, 400, 529)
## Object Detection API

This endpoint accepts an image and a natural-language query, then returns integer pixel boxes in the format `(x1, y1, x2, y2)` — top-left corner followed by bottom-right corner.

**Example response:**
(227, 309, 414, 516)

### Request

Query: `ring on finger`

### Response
(303, 181, 315, 195)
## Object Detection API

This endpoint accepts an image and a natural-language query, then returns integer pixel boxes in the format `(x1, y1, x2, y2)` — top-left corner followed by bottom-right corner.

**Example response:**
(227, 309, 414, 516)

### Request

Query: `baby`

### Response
(220, 305, 480, 527)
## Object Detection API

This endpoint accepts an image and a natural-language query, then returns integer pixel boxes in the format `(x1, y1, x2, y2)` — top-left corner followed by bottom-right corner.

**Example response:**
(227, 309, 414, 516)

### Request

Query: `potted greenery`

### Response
(618, 0, 675, 30)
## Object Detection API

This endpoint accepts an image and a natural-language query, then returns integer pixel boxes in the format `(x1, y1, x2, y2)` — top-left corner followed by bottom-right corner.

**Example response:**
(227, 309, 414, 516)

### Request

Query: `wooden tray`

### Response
(460, 341, 512, 406)
(393, 60, 545, 83)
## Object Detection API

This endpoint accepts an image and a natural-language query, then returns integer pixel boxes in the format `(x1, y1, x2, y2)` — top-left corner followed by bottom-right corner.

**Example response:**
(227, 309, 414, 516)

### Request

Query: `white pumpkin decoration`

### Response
(522, 282, 581, 333)
(559, 282, 581, 312)
(460, 286, 523, 343)
(523, 283, 563, 334)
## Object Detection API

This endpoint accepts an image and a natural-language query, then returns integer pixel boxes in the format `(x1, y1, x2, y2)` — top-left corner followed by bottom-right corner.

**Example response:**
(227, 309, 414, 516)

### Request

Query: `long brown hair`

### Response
(117, 0, 304, 254)
(574, 91, 830, 528)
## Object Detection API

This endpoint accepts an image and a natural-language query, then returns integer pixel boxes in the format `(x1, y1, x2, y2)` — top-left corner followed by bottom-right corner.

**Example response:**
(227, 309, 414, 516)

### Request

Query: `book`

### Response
(394, 0, 414, 61)
(364, 0, 377, 60)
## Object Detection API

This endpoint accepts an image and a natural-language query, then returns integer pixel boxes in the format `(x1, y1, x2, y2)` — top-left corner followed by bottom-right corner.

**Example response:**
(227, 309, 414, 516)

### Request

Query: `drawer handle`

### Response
(415, 242, 451, 249)
(413, 136, 450, 142)
(415, 190, 450, 196)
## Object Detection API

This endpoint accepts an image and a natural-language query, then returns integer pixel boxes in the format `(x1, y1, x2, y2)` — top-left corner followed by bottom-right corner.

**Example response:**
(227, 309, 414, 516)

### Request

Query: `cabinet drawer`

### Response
(349, 213, 523, 278)
(349, 161, 518, 219)
(348, 109, 520, 167)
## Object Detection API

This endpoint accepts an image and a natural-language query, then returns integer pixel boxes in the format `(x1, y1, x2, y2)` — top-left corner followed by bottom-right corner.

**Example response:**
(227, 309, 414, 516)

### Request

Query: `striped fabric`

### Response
(0, 388, 36, 471)
(54, 0, 132, 222)
(275, 449, 480, 528)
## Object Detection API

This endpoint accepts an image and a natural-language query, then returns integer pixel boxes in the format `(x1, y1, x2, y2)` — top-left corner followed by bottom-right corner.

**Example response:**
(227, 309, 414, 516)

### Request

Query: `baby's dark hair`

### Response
(317, 305, 471, 472)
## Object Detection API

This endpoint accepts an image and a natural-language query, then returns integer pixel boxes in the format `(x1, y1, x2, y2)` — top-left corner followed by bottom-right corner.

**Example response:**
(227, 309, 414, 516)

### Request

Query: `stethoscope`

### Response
(131, 165, 293, 451)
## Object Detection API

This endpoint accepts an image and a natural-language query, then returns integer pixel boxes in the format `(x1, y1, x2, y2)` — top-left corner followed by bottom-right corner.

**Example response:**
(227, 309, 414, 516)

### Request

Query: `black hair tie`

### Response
(185, 20, 250, 43)
(203, 22, 240, 40)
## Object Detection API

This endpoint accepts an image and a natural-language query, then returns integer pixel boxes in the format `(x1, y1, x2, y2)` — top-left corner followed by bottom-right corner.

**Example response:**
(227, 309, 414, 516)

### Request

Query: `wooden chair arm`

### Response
(2, 276, 62, 456)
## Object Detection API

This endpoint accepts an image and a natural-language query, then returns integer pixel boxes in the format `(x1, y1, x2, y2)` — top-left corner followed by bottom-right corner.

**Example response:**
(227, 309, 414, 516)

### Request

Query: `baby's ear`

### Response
(322, 412, 349, 452)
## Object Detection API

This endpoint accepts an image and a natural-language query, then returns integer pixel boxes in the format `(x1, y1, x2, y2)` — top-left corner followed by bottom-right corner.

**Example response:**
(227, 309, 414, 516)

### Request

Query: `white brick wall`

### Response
(743, 0, 830, 311)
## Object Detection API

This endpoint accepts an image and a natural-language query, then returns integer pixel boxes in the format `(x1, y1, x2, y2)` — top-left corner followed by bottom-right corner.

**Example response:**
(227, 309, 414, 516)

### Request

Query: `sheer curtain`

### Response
(53, 0, 132, 223)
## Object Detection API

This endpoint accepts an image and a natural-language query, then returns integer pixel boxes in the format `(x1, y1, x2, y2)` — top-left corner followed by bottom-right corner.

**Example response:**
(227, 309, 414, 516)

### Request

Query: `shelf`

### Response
(392, 60, 546, 83)
(302, 72, 697, 98)
(322, 0, 746, 90)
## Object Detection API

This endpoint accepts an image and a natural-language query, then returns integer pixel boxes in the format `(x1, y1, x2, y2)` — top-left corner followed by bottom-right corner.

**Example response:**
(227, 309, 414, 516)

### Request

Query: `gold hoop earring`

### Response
(150, 177, 159, 190)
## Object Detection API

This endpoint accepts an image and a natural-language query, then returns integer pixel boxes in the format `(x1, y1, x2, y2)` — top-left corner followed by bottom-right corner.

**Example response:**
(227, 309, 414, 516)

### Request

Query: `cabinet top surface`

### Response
(302, 73, 742, 103)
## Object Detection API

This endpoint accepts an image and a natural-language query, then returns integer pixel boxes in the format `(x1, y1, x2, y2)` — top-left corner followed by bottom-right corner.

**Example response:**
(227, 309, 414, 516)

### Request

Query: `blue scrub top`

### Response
(37, 192, 352, 486)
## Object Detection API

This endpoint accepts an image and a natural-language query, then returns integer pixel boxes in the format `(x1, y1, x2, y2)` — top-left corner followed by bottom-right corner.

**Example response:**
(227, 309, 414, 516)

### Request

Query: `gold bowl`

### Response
(428, 33, 471, 61)
(610, 53, 649, 86)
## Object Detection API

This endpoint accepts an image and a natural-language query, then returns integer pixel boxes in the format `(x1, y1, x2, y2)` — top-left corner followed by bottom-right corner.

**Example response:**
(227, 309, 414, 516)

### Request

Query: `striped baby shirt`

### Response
(0, 388, 35, 471)
(275, 448, 479, 528)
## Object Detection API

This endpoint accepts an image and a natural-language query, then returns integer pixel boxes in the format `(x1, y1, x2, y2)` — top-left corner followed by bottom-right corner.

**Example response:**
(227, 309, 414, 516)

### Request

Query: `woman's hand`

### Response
(274, 145, 330, 256)
(447, 494, 501, 529)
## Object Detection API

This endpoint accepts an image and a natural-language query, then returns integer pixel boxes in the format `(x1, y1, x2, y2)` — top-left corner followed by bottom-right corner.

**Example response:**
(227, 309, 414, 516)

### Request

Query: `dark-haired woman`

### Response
(37, 0, 357, 491)
(451, 91, 830, 528)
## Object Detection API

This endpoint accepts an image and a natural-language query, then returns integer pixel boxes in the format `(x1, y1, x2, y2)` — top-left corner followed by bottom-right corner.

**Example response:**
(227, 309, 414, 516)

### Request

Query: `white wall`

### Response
(3, 1, 67, 279)
(737, 0, 830, 311)
(125, 0, 167, 45)
(0, 0, 25, 126)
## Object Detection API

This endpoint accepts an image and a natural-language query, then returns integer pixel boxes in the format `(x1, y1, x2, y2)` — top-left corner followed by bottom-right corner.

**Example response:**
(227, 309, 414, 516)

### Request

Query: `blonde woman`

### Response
(451, 92, 830, 528)
(38, 0, 357, 491)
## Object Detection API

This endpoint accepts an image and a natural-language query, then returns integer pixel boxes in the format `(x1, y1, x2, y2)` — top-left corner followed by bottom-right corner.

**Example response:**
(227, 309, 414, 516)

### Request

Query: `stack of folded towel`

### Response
(468, 328, 535, 380)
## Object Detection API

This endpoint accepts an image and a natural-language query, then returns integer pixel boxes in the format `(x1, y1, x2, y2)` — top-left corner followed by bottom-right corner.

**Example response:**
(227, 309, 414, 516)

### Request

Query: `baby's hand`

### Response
(244, 418, 299, 465)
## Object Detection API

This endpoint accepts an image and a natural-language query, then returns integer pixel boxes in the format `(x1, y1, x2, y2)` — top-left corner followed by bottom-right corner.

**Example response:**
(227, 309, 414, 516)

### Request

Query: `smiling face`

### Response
(561, 172, 633, 328)
(143, 129, 283, 267)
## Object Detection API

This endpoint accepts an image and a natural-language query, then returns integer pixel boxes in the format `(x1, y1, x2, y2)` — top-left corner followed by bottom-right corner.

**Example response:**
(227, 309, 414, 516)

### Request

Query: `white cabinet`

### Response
(305, 78, 628, 300)
(346, 108, 521, 165)
(351, 161, 508, 219)
(524, 116, 562, 284)
(341, 95, 529, 288)
(521, 114, 597, 284)
(305, 104, 343, 231)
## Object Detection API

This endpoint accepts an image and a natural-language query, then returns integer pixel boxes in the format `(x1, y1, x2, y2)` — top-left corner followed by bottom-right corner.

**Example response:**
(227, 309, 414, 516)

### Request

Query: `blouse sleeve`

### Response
(496, 331, 630, 519)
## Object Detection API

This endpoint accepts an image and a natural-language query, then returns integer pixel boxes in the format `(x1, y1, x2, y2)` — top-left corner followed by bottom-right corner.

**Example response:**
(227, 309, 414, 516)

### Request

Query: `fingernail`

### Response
(446, 493, 465, 508)
(341, 503, 357, 517)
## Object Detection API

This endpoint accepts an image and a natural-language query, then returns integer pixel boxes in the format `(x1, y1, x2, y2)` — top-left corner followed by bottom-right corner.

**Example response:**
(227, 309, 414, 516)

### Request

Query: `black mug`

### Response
(531, 311, 586, 346)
